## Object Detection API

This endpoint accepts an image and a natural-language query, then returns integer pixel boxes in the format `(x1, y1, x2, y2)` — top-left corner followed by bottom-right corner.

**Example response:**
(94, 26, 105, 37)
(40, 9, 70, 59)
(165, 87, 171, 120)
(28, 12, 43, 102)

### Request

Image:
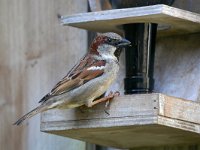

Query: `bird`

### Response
(14, 32, 131, 125)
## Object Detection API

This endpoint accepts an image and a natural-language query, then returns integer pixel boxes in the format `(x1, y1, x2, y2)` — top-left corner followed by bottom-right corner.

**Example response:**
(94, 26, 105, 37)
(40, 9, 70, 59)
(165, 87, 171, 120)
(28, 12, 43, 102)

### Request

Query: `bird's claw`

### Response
(105, 100, 110, 108)
(104, 91, 120, 115)
(107, 91, 120, 98)
(114, 91, 120, 96)
(104, 109, 110, 115)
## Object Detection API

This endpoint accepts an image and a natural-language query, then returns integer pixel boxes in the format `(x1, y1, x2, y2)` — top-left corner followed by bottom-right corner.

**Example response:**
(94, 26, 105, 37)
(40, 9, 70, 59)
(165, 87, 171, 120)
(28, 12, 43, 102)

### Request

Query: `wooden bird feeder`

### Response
(41, 4, 200, 149)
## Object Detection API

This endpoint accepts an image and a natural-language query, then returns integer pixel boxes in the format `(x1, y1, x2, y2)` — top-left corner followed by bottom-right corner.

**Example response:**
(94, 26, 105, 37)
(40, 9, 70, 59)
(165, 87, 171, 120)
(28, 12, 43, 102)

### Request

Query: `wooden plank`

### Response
(157, 116, 200, 133)
(24, 0, 88, 149)
(41, 94, 158, 130)
(42, 94, 158, 121)
(41, 93, 200, 149)
(158, 94, 200, 125)
(44, 125, 200, 149)
(60, 4, 200, 36)
(0, 0, 87, 150)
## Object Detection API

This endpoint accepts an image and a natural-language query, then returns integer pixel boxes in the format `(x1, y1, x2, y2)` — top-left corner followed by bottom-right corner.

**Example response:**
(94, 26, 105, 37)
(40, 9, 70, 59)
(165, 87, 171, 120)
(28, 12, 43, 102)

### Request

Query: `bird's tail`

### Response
(13, 105, 47, 126)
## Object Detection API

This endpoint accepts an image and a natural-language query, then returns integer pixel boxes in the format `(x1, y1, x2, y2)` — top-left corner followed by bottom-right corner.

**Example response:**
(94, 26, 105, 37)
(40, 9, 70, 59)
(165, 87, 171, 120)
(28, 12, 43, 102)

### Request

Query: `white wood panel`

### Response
(61, 5, 200, 37)
(0, 0, 87, 150)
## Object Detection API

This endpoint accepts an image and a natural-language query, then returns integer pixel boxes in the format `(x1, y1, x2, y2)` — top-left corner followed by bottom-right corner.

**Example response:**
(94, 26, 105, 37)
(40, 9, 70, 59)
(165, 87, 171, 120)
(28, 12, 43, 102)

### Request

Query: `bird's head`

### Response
(89, 32, 131, 60)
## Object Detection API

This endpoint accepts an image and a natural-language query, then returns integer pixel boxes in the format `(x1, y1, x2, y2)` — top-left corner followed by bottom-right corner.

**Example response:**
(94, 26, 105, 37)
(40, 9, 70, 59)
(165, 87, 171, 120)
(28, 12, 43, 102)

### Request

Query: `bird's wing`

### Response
(39, 55, 106, 103)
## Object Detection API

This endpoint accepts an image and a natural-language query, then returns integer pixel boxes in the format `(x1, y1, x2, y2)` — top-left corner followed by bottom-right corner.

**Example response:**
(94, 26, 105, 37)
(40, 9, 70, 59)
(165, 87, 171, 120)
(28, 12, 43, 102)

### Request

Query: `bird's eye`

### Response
(107, 38, 112, 43)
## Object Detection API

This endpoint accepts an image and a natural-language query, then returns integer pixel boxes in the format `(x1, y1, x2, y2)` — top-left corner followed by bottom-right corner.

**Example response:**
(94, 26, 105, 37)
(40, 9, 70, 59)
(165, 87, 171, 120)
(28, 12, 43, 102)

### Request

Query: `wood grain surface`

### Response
(0, 0, 87, 150)
(61, 4, 200, 37)
(41, 93, 200, 149)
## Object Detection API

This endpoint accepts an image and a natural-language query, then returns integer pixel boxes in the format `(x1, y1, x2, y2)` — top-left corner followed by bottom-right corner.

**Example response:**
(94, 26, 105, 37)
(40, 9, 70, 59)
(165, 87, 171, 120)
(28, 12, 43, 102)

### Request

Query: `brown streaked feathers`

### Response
(39, 55, 106, 104)
(14, 32, 130, 125)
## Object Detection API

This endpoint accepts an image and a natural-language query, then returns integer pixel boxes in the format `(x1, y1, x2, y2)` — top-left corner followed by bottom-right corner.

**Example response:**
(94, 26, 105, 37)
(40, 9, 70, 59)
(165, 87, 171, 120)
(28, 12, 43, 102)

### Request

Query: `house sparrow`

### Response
(14, 32, 131, 125)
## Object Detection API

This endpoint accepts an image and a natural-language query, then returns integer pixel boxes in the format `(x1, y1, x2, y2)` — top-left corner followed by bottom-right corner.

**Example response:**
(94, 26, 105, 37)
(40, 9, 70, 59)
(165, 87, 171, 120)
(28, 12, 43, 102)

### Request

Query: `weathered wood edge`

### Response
(60, 4, 200, 36)
(41, 94, 158, 122)
(60, 4, 164, 25)
(158, 94, 200, 125)
(61, 4, 200, 25)
(162, 5, 200, 24)
(158, 116, 200, 133)
(41, 93, 200, 133)
(41, 93, 159, 131)
(42, 123, 200, 149)
(41, 116, 158, 132)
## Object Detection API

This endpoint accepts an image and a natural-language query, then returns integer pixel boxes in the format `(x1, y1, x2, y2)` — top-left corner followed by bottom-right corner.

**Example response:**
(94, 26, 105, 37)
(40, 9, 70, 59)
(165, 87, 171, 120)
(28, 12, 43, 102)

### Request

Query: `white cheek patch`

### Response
(101, 54, 116, 60)
(87, 66, 105, 71)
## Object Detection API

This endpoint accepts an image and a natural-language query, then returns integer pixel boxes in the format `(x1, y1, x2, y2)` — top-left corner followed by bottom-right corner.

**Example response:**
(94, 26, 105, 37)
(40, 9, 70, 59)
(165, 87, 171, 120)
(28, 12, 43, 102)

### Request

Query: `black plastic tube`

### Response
(124, 23, 157, 94)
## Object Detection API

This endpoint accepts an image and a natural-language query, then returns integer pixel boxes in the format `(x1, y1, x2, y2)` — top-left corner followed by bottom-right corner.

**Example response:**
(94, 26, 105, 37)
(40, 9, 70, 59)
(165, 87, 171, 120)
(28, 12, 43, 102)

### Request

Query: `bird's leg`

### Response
(87, 91, 120, 108)
(104, 91, 120, 115)
(105, 91, 120, 108)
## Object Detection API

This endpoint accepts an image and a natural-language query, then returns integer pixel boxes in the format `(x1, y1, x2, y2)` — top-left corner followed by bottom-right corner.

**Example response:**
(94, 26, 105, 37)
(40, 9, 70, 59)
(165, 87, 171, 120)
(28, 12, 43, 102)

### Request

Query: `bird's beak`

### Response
(117, 38, 131, 48)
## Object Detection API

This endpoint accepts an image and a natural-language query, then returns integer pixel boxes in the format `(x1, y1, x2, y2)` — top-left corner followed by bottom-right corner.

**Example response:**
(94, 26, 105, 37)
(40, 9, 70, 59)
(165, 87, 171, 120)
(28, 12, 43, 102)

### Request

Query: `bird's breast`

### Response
(51, 60, 119, 108)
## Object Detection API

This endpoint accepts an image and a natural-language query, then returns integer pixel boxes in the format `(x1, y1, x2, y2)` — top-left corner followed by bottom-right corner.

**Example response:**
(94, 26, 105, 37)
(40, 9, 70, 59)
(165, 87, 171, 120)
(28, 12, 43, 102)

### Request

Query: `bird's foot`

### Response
(87, 91, 120, 108)
(104, 91, 120, 115)
(105, 91, 120, 108)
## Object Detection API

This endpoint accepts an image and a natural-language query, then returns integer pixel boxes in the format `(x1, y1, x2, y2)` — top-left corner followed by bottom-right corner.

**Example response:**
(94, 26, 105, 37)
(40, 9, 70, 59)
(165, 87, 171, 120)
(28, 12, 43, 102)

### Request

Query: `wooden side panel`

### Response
(41, 94, 200, 149)
(41, 94, 158, 130)
(61, 5, 200, 36)
(0, 0, 87, 150)
(45, 124, 200, 149)
(158, 94, 200, 125)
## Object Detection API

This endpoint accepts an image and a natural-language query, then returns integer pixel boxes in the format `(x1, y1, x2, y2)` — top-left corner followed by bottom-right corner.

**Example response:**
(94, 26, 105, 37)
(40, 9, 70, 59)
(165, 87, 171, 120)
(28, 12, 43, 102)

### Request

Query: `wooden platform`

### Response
(60, 4, 200, 37)
(41, 93, 200, 149)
